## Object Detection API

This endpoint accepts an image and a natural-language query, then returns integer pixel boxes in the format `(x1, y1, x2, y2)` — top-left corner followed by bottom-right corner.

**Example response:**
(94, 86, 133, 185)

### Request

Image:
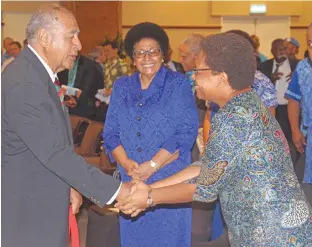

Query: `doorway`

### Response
(221, 16, 290, 59)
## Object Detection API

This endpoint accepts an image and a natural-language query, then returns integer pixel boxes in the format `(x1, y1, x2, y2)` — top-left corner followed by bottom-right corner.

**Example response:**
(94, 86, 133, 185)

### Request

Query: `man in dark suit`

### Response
(1, 5, 129, 247)
(165, 47, 185, 74)
(259, 38, 299, 162)
(57, 54, 104, 120)
(259, 39, 298, 82)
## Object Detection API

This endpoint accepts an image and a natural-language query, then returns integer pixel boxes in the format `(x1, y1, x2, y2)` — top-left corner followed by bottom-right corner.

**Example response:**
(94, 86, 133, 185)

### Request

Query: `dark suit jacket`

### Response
(1, 46, 120, 247)
(172, 61, 185, 74)
(58, 55, 104, 120)
(259, 58, 299, 83)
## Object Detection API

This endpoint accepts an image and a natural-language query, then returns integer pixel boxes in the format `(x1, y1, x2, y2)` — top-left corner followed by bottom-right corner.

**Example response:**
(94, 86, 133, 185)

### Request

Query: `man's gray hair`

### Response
(180, 34, 204, 55)
(26, 4, 69, 44)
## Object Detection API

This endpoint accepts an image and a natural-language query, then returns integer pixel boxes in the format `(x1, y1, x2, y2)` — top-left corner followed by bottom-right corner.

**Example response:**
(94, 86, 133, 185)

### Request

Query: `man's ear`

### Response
(37, 28, 51, 48)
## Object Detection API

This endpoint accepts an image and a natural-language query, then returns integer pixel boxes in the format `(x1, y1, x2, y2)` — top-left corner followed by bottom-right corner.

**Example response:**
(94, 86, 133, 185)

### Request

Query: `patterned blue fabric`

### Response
(285, 71, 302, 102)
(209, 70, 278, 241)
(303, 73, 312, 184)
(253, 70, 278, 108)
(186, 70, 196, 94)
(191, 90, 312, 246)
(285, 58, 312, 136)
(103, 66, 198, 247)
(211, 70, 277, 117)
(285, 58, 312, 183)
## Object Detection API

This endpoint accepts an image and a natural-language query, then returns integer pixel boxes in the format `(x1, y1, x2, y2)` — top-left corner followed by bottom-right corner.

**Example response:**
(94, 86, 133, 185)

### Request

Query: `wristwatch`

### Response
(150, 160, 159, 171)
(147, 186, 154, 207)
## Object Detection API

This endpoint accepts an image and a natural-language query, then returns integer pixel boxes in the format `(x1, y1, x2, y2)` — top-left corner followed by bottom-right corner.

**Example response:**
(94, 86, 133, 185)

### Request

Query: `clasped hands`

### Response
(124, 158, 156, 181)
(115, 158, 157, 217)
(116, 180, 152, 217)
(115, 150, 179, 217)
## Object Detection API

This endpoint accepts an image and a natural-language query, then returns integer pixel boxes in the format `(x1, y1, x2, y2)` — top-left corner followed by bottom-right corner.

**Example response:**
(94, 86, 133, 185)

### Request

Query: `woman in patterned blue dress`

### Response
(117, 33, 312, 246)
(103, 22, 198, 247)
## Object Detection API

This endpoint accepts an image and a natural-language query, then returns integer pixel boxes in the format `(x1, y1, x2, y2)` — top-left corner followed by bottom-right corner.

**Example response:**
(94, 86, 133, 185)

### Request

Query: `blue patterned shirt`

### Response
(253, 70, 278, 108)
(191, 90, 312, 246)
(285, 58, 312, 183)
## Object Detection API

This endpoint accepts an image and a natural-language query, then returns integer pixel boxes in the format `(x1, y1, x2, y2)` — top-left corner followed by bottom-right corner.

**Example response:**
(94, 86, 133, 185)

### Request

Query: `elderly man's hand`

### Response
(70, 188, 83, 214)
(115, 182, 150, 217)
(116, 182, 136, 202)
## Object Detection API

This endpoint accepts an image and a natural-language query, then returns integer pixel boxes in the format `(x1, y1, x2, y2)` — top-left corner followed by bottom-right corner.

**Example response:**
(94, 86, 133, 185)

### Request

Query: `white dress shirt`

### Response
(167, 60, 177, 72)
(1, 56, 14, 72)
(273, 59, 291, 105)
(28, 44, 121, 204)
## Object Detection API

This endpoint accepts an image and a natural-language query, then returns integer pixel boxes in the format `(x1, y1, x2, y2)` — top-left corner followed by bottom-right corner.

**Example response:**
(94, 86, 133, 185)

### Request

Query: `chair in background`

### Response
(75, 120, 103, 156)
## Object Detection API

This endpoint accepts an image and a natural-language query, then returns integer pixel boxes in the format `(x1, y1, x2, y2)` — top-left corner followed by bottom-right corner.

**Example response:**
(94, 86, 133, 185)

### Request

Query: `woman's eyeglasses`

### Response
(133, 48, 161, 58)
(193, 68, 211, 75)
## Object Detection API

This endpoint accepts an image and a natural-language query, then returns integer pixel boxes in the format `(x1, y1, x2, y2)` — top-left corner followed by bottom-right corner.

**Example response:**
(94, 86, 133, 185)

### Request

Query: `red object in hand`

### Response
(69, 206, 80, 247)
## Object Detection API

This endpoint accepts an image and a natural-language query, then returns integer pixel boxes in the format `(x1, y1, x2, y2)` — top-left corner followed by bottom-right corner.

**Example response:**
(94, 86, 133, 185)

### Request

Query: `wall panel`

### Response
(61, 1, 121, 54)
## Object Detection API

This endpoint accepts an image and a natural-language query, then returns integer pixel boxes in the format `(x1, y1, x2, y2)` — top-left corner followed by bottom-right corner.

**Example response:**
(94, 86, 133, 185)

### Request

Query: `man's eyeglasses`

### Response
(308, 40, 312, 49)
(193, 68, 211, 75)
(133, 48, 161, 58)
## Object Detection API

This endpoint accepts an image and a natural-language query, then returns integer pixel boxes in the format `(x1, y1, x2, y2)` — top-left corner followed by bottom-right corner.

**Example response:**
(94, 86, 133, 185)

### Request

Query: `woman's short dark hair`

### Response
(201, 33, 256, 90)
(124, 22, 169, 59)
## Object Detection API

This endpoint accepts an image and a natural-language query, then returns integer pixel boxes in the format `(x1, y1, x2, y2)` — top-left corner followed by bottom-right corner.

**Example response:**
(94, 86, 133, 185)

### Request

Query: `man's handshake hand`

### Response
(115, 181, 151, 217)
(116, 182, 137, 202)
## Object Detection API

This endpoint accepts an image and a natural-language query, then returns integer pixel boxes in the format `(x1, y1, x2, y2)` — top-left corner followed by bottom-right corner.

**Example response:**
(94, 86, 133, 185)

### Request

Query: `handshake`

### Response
(113, 151, 181, 217)
(115, 180, 154, 217)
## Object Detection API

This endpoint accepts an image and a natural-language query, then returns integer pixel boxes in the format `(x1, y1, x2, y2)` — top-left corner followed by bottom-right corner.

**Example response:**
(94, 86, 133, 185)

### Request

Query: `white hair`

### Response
(180, 34, 204, 55)
(26, 4, 69, 44)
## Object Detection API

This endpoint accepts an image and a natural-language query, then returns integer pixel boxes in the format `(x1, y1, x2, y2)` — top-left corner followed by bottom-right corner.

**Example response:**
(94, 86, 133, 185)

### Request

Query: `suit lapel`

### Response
(22, 46, 72, 144)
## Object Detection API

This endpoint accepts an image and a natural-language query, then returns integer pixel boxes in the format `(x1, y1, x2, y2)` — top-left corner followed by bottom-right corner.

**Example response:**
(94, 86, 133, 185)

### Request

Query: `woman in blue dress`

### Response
(103, 22, 198, 247)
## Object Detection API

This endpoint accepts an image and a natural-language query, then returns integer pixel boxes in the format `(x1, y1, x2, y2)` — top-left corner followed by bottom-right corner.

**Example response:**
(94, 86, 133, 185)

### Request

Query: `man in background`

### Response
(259, 38, 299, 163)
(251, 34, 268, 63)
(285, 24, 312, 205)
(285, 37, 300, 60)
(1, 41, 22, 72)
(57, 54, 104, 120)
(164, 46, 184, 74)
(1, 37, 13, 65)
(102, 40, 129, 97)
(179, 34, 207, 128)
(94, 40, 129, 122)
(89, 44, 106, 69)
